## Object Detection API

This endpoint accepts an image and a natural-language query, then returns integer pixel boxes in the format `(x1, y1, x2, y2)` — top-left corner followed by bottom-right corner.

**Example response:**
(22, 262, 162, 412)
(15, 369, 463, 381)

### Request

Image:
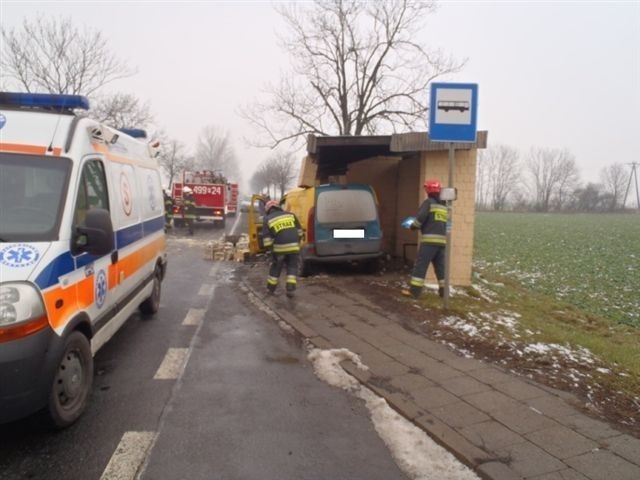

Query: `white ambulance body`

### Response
(0, 93, 167, 427)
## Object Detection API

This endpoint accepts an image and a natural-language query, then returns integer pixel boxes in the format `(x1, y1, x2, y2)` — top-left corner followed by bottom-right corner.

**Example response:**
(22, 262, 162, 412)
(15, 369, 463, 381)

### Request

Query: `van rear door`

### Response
(314, 186, 382, 257)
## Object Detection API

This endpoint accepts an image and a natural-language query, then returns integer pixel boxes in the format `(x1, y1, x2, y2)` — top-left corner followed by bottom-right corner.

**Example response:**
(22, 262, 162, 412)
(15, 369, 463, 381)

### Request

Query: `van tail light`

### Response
(307, 207, 315, 246)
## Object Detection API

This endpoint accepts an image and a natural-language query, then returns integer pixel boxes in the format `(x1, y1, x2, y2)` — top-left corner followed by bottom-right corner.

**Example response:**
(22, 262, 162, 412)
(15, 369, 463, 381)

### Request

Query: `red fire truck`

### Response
(172, 170, 227, 228)
(226, 183, 239, 216)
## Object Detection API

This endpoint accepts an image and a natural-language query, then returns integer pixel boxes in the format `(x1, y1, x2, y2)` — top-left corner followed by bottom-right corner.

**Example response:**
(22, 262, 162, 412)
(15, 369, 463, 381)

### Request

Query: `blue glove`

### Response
(401, 216, 416, 229)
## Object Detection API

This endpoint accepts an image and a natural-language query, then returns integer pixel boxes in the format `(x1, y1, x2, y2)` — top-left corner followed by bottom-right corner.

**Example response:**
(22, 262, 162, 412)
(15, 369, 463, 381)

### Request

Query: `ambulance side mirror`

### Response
(73, 208, 114, 256)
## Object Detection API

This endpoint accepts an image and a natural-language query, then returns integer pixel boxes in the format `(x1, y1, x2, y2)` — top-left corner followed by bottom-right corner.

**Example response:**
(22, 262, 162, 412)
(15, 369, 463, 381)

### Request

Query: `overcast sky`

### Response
(2, 1, 639, 189)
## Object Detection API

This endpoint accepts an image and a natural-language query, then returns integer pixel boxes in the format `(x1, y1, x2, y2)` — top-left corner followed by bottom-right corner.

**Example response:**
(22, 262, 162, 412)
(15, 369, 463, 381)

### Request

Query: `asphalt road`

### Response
(0, 213, 406, 480)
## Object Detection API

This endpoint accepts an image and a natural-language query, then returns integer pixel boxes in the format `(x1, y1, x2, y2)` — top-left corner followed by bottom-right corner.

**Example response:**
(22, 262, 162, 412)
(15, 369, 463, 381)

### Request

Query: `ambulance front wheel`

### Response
(140, 268, 162, 315)
(46, 331, 93, 428)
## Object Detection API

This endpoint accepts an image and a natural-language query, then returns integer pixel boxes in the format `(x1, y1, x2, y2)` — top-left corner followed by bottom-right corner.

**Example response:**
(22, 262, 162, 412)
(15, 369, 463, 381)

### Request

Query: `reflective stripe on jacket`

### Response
(413, 197, 447, 245)
(262, 209, 302, 253)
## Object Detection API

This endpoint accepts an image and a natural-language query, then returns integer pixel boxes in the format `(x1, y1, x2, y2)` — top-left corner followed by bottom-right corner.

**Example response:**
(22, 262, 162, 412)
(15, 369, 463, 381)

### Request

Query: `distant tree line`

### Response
(249, 153, 298, 199)
(475, 145, 636, 213)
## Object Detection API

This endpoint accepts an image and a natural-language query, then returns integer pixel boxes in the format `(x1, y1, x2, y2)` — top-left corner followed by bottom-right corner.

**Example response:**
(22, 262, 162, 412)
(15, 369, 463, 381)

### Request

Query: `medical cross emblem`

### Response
(0, 244, 40, 268)
(95, 269, 107, 309)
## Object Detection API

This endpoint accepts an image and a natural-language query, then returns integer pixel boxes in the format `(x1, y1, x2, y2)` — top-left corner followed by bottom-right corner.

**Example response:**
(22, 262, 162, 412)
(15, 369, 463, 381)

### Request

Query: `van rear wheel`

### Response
(46, 331, 93, 428)
(298, 259, 314, 277)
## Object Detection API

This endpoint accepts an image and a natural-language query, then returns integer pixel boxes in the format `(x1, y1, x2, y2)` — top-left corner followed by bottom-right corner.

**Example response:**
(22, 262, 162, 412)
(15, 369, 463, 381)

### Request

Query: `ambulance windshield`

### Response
(0, 153, 72, 242)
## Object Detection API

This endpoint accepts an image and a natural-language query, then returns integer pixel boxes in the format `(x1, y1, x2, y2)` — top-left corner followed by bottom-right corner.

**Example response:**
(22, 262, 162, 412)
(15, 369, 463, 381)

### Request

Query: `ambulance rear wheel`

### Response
(46, 331, 93, 428)
(140, 268, 162, 315)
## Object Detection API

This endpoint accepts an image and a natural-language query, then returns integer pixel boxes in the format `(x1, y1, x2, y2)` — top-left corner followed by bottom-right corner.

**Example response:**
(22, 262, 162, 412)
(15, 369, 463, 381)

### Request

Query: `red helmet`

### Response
(424, 179, 441, 194)
(265, 200, 279, 213)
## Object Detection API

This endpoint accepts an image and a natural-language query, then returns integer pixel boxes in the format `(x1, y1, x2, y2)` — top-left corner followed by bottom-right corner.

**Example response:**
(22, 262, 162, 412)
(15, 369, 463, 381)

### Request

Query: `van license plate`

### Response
(333, 229, 365, 239)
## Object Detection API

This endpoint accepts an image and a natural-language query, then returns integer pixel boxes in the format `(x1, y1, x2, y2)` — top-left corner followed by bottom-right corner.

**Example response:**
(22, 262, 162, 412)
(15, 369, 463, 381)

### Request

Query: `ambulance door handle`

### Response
(111, 250, 118, 264)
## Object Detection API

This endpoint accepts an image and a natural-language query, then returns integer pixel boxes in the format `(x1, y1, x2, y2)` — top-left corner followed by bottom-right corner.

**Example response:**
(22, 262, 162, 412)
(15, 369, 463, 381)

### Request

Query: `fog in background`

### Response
(2, 1, 638, 192)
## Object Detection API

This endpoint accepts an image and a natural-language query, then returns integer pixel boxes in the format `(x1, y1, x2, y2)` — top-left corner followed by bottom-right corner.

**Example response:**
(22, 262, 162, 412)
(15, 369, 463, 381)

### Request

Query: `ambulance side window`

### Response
(73, 160, 109, 227)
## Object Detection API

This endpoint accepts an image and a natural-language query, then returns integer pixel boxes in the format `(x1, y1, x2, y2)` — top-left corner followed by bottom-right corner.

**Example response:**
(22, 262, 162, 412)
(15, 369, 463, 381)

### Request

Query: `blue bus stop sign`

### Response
(428, 82, 478, 143)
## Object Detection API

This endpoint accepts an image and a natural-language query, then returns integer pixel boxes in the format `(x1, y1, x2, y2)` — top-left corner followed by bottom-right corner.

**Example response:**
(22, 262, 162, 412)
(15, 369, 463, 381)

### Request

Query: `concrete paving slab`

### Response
(411, 386, 460, 409)
(411, 356, 465, 382)
(529, 469, 590, 480)
(556, 412, 620, 440)
(468, 367, 516, 386)
(555, 413, 622, 441)
(493, 380, 548, 401)
(495, 440, 567, 478)
(458, 420, 526, 452)
(390, 373, 435, 392)
(603, 434, 640, 466)
(414, 414, 495, 469)
(463, 390, 522, 414)
(429, 401, 491, 429)
(525, 426, 598, 459)
(441, 376, 493, 396)
(565, 449, 640, 480)
(476, 461, 523, 480)
(442, 355, 489, 372)
(491, 405, 560, 435)
(526, 395, 582, 420)
(366, 359, 411, 378)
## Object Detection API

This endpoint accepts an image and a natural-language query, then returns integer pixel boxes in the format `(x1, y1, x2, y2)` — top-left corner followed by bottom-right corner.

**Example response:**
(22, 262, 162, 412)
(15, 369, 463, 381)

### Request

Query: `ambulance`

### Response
(0, 92, 167, 427)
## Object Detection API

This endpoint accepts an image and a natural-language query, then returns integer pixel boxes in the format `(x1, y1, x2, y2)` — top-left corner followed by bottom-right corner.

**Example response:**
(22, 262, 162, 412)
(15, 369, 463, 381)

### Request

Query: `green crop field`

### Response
(473, 212, 640, 327)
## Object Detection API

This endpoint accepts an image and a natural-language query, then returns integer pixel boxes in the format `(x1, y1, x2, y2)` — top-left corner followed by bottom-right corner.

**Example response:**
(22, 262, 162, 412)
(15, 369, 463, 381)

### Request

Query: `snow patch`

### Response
(308, 348, 479, 480)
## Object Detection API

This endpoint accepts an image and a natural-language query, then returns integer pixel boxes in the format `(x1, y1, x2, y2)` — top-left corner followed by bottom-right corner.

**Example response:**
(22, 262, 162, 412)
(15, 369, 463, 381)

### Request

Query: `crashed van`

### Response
(282, 183, 383, 275)
(0, 92, 167, 427)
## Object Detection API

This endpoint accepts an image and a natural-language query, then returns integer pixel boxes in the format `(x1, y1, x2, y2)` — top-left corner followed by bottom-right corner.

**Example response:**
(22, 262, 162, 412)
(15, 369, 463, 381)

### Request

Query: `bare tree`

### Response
(601, 163, 627, 211)
(1, 15, 133, 96)
(487, 145, 521, 210)
(573, 183, 604, 212)
(553, 150, 580, 210)
(195, 126, 239, 181)
(526, 147, 580, 212)
(270, 152, 298, 197)
(158, 138, 190, 189)
(475, 150, 491, 210)
(242, 0, 464, 148)
(91, 93, 153, 130)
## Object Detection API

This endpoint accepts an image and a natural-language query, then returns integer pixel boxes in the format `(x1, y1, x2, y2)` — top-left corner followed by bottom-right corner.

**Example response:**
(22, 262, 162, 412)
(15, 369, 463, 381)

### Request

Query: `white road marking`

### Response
(136, 264, 222, 477)
(153, 348, 189, 380)
(230, 212, 243, 235)
(198, 283, 215, 296)
(182, 308, 205, 326)
(100, 431, 155, 480)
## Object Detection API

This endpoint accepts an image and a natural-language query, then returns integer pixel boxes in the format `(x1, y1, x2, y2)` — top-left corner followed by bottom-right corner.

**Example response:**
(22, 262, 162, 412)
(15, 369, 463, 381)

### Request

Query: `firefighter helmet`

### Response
(424, 179, 441, 194)
(265, 200, 280, 213)
(183, 186, 193, 194)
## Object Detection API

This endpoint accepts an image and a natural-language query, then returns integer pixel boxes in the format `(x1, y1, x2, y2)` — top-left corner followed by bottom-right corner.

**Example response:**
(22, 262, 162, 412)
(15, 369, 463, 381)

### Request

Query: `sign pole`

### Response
(443, 142, 455, 309)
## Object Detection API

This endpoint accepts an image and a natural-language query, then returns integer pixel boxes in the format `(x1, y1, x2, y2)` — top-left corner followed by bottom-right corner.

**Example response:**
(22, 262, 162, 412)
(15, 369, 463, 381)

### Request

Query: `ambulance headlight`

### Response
(0, 283, 45, 327)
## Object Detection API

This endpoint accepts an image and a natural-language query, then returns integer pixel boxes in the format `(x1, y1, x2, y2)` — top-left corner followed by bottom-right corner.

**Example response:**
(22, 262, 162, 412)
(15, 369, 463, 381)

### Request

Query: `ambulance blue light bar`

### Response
(119, 128, 147, 139)
(0, 92, 90, 110)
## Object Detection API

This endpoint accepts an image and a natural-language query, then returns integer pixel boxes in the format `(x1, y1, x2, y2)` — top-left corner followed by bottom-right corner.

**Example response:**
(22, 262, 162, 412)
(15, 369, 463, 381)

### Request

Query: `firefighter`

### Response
(163, 189, 174, 230)
(262, 200, 304, 297)
(405, 179, 448, 299)
(182, 186, 196, 235)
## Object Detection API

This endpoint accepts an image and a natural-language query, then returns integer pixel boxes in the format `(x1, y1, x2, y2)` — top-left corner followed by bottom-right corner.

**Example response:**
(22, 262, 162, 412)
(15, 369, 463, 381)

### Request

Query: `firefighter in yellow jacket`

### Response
(262, 200, 304, 297)
(182, 186, 196, 235)
(406, 179, 447, 299)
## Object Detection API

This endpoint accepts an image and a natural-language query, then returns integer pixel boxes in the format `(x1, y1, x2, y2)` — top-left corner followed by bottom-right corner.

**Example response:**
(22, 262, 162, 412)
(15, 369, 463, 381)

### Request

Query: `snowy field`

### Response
(474, 212, 640, 327)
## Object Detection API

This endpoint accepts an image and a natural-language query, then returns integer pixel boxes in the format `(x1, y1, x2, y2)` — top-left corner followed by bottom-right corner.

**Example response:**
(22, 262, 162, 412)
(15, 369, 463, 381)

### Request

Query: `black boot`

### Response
(286, 284, 296, 298)
(438, 287, 445, 298)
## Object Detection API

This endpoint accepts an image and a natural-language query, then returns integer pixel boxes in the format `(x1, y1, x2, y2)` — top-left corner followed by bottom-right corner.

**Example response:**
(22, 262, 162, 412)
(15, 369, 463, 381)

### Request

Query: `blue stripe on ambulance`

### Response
(33, 216, 164, 290)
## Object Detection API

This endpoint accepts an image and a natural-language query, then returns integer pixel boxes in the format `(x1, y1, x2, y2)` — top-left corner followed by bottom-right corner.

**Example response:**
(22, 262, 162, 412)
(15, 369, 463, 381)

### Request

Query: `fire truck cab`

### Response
(172, 170, 227, 228)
